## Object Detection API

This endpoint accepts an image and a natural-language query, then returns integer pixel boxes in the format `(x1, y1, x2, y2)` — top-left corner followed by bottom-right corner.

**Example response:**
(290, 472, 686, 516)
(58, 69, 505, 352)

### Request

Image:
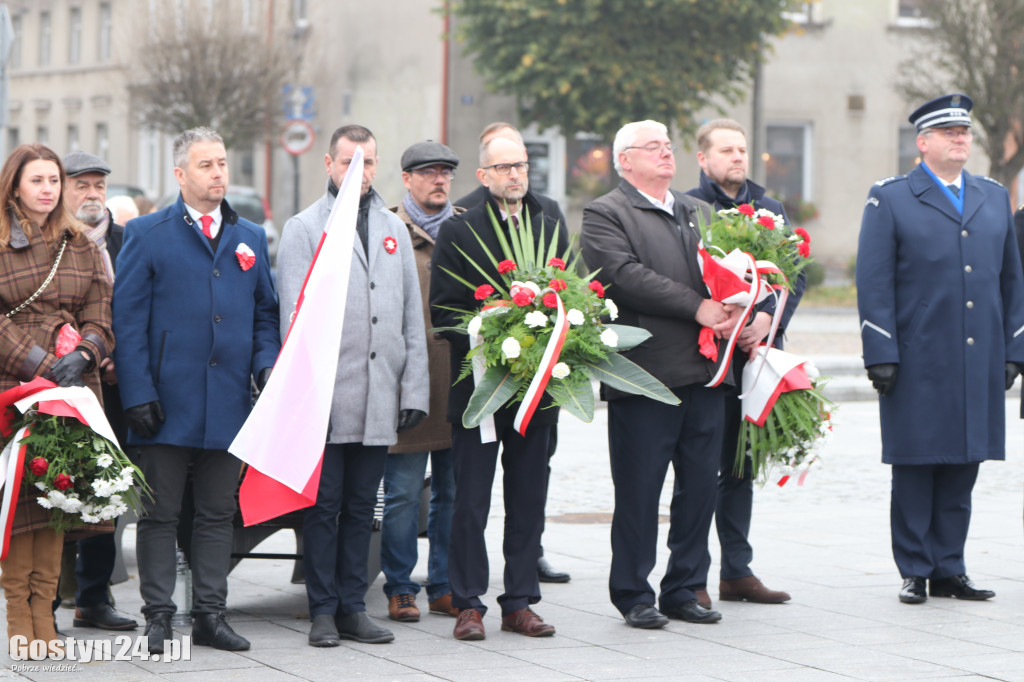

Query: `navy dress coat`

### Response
(113, 194, 280, 450)
(856, 164, 1024, 465)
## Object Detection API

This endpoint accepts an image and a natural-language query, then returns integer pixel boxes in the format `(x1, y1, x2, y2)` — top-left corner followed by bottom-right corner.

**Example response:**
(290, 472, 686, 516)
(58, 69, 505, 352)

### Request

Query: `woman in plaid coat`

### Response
(0, 144, 113, 658)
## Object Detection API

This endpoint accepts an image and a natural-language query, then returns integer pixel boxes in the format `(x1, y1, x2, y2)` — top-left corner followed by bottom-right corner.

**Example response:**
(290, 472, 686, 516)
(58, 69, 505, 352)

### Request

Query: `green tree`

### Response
(896, 0, 1024, 188)
(127, 1, 304, 150)
(451, 0, 793, 139)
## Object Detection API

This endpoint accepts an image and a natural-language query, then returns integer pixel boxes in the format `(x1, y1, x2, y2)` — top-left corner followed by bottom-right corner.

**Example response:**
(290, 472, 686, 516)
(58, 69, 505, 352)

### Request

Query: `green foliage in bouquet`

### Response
(10, 410, 149, 534)
(434, 206, 679, 427)
(699, 203, 813, 292)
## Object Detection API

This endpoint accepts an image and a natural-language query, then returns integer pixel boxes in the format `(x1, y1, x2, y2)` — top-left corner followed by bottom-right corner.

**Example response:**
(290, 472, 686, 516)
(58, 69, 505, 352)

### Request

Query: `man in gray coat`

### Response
(276, 124, 429, 647)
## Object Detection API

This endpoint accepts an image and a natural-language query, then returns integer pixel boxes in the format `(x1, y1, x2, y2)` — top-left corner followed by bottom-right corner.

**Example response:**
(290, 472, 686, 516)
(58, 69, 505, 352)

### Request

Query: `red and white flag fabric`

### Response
(513, 293, 569, 436)
(0, 378, 119, 558)
(740, 347, 813, 427)
(230, 148, 365, 526)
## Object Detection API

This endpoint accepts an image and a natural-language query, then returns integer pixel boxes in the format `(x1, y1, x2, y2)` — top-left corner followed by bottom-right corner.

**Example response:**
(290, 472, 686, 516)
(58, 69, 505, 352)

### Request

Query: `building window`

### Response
(764, 124, 813, 217)
(783, 2, 814, 24)
(67, 124, 80, 152)
(293, 0, 307, 22)
(7, 127, 19, 153)
(69, 7, 82, 64)
(39, 11, 52, 67)
(98, 3, 112, 62)
(898, 126, 920, 174)
(36, 126, 49, 145)
(96, 123, 109, 160)
(10, 15, 21, 69)
(895, 0, 932, 27)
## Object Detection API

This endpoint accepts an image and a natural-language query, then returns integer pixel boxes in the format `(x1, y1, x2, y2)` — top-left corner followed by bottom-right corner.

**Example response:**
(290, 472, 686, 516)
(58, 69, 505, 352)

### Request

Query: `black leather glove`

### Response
(397, 409, 426, 433)
(1006, 362, 1021, 391)
(866, 363, 898, 396)
(125, 401, 165, 439)
(256, 367, 272, 391)
(46, 350, 92, 387)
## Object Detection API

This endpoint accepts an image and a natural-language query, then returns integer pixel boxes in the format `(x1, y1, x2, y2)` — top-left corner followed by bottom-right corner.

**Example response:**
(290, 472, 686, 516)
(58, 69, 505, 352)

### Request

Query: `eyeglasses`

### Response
(482, 161, 529, 175)
(412, 167, 455, 180)
(928, 128, 972, 141)
(623, 142, 674, 154)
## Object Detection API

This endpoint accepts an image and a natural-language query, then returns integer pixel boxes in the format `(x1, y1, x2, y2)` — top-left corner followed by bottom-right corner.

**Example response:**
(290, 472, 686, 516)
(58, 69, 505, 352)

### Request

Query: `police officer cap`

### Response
(909, 93, 973, 132)
(62, 151, 112, 177)
(401, 141, 459, 172)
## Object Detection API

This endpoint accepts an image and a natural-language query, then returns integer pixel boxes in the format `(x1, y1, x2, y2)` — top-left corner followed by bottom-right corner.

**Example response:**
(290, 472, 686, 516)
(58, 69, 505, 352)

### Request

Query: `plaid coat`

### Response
(1, 212, 113, 534)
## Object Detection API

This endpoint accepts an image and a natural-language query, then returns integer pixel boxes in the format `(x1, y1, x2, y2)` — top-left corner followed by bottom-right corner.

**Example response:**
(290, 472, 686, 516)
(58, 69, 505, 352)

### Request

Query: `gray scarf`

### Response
(402, 194, 452, 239)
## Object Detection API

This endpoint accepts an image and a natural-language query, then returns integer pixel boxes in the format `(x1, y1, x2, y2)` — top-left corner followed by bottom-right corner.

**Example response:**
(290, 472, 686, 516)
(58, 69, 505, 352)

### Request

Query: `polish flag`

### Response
(230, 149, 364, 525)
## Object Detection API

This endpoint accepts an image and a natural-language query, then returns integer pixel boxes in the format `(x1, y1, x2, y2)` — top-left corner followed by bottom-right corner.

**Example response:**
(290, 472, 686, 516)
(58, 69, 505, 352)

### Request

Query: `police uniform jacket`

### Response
(856, 164, 1024, 464)
(113, 194, 281, 450)
(276, 188, 429, 446)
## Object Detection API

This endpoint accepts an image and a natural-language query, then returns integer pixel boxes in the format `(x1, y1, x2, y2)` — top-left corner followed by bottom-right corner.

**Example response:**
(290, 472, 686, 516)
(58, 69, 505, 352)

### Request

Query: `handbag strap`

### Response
(6, 234, 70, 319)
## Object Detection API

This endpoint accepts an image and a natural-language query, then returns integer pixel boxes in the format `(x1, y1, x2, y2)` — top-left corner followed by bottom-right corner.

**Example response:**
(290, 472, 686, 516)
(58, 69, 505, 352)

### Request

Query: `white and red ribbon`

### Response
(513, 293, 569, 436)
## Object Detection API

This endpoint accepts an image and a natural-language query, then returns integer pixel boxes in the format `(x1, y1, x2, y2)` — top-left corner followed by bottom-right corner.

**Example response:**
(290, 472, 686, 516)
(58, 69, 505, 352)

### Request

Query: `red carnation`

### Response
(28, 457, 49, 476)
(549, 278, 568, 292)
(54, 473, 73, 491)
(474, 284, 495, 300)
(497, 260, 517, 274)
(588, 280, 606, 297)
(512, 290, 535, 307)
(542, 293, 558, 307)
(794, 227, 810, 243)
(737, 204, 755, 217)
(758, 215, 775, 230)
(798, 241, 811, 258)
(547, 257, 566, 270)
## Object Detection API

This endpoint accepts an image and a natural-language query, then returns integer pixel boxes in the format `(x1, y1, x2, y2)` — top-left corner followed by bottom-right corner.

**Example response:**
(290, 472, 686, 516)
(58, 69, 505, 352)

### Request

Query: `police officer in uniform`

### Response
(856, 94, 1024, 604)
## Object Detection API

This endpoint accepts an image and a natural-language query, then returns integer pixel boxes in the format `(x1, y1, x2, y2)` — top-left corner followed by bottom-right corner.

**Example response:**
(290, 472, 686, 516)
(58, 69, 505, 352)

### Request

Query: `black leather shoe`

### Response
(661, 599, 722, 624)
(144, 615, 172, 655)
(538, 556, 571, 583)
(192, 613, 250, 651)
(623, 604, 668, 629)
(335, 611, 394, 644)
(929, 574, 994, 600)
(899, 577, 927, 604)
(73, 604, 138, 631)
(308, 613, 340, 647)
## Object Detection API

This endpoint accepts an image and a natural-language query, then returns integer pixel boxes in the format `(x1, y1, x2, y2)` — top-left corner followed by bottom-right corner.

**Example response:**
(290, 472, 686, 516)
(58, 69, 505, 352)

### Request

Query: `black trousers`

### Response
(136, 445, 240, 617)
(891, 462, 979, 579)
(608, 386, 723, 615)
(302, 442, 387, 619)
(449, 422, 551, 616)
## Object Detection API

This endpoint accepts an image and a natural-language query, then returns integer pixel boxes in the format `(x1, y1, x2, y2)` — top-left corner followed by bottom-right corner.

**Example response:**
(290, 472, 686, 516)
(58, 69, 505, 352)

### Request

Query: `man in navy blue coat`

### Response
(857, 95, 1024, 605)
(113, 127, 280, 652)
(685, 119, 804, 608)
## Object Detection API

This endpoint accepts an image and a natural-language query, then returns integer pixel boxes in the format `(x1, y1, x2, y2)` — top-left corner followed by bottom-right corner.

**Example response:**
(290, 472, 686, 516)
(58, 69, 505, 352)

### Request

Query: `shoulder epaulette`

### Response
(874, 175, 904, 187)
(978, 175, 1004, 187)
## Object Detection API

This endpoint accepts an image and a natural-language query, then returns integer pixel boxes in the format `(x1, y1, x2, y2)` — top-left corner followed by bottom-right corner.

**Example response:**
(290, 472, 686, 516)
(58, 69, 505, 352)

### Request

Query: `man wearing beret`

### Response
(857, 94, 1024, 604)
(380, 141, 464, 623)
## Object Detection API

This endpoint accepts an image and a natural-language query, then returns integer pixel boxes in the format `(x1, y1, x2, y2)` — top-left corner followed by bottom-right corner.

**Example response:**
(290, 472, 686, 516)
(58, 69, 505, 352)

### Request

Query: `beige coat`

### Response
(387, 203, 463, 454)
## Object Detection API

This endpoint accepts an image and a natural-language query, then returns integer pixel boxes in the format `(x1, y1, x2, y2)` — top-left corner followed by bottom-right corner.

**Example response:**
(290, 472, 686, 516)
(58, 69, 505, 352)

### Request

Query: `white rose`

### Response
(501, 337, 521, 359)
(524, 311, 548, 328)
(467, 315, 483, 337)
(605, 299, 619, 321)
(37, 497, 53, 510)
(600, 328, 619, 348)
(96, 453, 114, 468)
(551, 362, 570, 379)
(566, 308, 585, 326)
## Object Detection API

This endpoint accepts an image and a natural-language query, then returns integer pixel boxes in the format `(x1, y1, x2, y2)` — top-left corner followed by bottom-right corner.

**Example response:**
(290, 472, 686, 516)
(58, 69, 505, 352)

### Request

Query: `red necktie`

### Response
(200, 215, 214, 239)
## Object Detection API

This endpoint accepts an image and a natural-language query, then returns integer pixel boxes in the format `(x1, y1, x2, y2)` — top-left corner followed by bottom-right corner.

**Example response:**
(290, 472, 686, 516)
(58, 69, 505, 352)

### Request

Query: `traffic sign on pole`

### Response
(281, 119, 315, 156)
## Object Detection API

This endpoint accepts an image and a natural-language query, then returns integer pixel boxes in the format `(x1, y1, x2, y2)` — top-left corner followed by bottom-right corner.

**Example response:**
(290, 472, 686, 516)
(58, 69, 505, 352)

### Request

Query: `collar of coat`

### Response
(617, 179, 711, 227)
(173, 193, 240, 229)
(391, 202, 465, 249)
(7, 205, 77, 250)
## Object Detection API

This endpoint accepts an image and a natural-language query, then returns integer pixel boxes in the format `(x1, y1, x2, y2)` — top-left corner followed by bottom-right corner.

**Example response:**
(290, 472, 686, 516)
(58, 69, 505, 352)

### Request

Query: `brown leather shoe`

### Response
(696, 589, 711, 609)
(429, 593, 460, 617)
(453, 608, 485, 640)
(500, 607, 555, 637)
(387, 594, 420, 622)
(720, 576, 790, 603)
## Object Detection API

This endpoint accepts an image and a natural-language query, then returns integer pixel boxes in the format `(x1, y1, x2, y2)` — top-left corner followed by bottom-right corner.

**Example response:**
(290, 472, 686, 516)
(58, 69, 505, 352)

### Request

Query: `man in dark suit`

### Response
(454, 122, 571, 584)
(581, 119, 742, 629)
(113, 127, 280, 652)
(53, 151, 136, 632)
(684, 119, 803, 608)
(857, 94, 1024, 604)
(431, 135, 568, 640)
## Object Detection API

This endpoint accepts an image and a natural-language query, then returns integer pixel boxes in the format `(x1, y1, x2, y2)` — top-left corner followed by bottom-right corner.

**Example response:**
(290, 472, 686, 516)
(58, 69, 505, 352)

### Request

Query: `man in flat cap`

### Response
(856, 94, 1024, 604)
(55, 151, 137, 632)
(379, 141, 464, 623)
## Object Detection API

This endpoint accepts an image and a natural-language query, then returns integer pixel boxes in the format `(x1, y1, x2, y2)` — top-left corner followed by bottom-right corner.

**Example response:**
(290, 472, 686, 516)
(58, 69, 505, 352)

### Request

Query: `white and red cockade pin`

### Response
(383, 236, 398, 254)
(235, 243, 256, 271)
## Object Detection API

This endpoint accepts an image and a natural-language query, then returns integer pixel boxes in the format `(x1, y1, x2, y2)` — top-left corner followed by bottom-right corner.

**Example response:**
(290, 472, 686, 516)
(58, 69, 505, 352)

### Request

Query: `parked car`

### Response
(157, 185, 278, 264)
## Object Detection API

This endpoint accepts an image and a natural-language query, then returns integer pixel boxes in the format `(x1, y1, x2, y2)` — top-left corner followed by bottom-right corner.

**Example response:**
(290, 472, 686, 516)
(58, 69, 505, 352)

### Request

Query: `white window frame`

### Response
(39, 11, 52, 67)
(69, 7, 82, 65)
(765, 122, 814, 203)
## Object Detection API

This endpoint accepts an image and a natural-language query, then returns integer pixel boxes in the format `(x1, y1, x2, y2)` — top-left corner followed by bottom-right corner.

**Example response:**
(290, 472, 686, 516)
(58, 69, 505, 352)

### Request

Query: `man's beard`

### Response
(76, 202, 106, 227)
